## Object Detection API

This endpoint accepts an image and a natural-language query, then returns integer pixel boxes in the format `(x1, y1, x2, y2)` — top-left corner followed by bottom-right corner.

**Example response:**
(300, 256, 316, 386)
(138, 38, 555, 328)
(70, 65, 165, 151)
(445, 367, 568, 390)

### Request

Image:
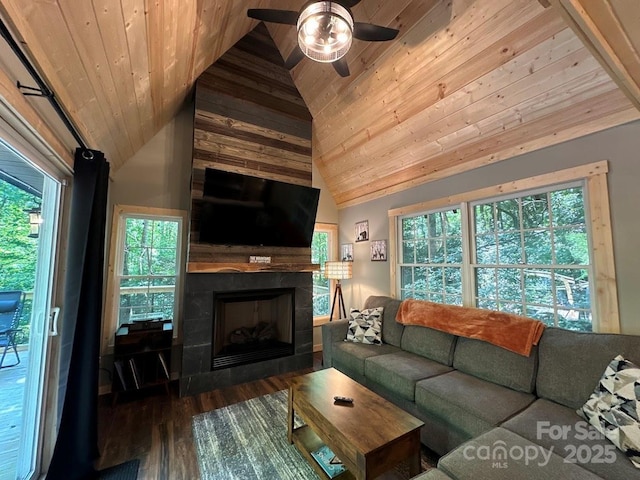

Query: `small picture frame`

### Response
(355, 220, 369, 243)
(370, 240, 387, 261)
(341, 243, 354, 262)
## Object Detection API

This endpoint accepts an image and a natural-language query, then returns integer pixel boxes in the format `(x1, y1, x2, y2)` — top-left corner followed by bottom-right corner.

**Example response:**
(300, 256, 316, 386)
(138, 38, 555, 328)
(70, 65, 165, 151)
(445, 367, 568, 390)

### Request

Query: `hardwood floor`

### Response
(96, 353, 439, 479)
(96, 354, 321, 479)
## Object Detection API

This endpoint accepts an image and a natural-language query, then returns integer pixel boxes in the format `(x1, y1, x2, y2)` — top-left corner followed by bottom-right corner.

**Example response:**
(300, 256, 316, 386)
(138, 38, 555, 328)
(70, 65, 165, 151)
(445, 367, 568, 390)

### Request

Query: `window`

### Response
(472, 185, 591, 330)
(392, 162, 619, 333)
(400, 208, 463, 305)
(103, 206, 186, 349)
(311, 223, 338, 322)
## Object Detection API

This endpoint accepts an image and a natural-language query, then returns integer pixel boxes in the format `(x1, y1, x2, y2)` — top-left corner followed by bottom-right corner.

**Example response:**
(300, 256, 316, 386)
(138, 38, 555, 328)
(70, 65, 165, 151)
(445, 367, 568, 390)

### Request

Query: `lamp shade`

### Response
(297, 1, 353, 63)
(324, 261, 352, 280)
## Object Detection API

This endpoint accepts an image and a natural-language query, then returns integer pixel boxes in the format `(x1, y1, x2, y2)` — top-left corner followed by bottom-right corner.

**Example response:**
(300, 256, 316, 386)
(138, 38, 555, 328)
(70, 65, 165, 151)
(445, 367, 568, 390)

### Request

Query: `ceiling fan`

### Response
(247, 1, 399, 77)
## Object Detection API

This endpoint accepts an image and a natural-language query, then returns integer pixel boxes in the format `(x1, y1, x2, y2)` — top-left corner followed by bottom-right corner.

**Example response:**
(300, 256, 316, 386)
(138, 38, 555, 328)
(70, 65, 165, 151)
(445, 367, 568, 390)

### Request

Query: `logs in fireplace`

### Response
(229, 322, 276, 344)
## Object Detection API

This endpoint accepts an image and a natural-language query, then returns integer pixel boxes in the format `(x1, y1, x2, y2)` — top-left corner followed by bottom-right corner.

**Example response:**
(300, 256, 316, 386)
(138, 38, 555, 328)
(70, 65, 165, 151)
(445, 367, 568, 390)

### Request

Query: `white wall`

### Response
(338, 120, 640, 335)
(313, 160, 339, 224)
(109, 100, 194, 211)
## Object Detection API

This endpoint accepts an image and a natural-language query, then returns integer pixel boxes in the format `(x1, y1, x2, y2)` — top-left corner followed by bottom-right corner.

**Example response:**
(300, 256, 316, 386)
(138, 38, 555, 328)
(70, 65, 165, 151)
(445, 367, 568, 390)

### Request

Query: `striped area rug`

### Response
(192, 390, 436, 479)
(192, 390, 319, 480)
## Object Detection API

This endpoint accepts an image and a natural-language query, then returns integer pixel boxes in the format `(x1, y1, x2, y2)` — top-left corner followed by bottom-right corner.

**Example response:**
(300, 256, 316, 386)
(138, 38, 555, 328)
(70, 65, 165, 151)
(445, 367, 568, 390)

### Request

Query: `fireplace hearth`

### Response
(180, 272, 313, 396)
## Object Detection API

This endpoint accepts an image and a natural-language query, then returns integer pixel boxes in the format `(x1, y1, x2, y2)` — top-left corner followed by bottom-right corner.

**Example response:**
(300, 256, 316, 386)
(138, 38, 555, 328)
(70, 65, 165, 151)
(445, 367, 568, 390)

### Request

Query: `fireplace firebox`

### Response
(212, 288, 295, 369)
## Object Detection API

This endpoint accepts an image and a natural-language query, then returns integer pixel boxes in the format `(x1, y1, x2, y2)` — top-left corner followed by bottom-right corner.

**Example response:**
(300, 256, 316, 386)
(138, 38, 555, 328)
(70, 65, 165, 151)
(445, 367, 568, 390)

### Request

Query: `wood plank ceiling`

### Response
(0, 0, 639, 208)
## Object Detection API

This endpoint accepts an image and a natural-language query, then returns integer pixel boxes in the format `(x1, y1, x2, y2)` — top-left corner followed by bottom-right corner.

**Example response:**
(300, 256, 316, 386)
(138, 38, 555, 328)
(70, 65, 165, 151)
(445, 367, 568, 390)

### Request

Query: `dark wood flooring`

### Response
(96, 352, 439, 479)
(97, 354, 320, 479)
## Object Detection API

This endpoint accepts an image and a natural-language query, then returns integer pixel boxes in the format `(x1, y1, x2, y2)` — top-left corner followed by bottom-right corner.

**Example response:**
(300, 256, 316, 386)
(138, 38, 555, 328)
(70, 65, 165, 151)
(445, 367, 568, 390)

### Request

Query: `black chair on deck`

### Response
(0, 290, 24, 368)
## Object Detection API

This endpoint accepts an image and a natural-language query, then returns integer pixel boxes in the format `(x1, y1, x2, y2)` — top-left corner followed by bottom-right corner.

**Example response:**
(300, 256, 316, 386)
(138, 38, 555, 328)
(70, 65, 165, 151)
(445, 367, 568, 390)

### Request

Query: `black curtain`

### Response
(47, 148, 109, 480)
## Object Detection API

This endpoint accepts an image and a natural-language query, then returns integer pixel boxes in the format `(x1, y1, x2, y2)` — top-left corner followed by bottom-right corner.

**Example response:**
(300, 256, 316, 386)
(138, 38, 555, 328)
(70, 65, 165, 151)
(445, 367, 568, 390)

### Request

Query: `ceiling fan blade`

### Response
(247, 9, 298, 25)
(332, 58, 350, 77)
(284, 46, 305, 70)
(338, 0, 363, 7)
(353, 22, 399, 42)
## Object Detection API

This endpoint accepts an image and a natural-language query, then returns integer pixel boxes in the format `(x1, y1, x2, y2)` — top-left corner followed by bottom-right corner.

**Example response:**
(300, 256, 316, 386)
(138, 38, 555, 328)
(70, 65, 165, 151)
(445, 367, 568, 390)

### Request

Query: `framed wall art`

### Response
(370, 240, 387, 261)
(355, 220, 369, 242)
(341, 243, 354, 262)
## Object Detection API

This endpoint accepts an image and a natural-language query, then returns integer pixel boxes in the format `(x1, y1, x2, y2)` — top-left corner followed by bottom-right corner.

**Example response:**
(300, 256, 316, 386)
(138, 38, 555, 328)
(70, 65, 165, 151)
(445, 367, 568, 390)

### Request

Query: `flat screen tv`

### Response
(199, 168, 320, 248)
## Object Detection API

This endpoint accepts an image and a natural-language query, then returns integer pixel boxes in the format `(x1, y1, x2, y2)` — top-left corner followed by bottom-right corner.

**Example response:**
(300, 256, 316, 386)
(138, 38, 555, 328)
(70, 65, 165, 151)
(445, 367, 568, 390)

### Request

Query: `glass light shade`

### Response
(324, 261, 353, 280)
(26, 207, 42, 238)
(297, 2, 353, 63)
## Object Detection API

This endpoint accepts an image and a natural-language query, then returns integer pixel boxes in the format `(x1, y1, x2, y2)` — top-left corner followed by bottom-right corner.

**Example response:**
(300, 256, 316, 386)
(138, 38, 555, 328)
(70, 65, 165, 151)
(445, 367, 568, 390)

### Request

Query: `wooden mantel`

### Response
(187, 262, 320, 273)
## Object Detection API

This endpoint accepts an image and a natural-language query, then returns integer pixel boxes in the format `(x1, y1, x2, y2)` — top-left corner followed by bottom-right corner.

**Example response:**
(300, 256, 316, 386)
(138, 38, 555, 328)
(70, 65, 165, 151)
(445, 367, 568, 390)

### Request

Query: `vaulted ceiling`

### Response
(0, 0, 639, 208)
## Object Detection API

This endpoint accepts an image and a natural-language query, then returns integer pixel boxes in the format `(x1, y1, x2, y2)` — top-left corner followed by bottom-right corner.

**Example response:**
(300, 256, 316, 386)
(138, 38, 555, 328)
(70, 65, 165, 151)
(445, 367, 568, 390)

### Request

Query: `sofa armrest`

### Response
(321, 319, 349, 367)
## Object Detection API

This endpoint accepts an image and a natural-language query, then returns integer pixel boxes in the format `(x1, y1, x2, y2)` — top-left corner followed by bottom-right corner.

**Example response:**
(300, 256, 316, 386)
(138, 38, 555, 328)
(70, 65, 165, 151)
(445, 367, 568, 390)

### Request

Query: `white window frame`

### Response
(102, 205, 187, 353)
(389, 161, 619, 333)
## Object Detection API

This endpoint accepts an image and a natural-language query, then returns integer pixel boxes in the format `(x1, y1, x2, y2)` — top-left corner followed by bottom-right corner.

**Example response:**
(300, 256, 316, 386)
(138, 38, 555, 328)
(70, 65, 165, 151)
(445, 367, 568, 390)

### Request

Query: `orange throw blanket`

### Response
(396, 299, 545, 357)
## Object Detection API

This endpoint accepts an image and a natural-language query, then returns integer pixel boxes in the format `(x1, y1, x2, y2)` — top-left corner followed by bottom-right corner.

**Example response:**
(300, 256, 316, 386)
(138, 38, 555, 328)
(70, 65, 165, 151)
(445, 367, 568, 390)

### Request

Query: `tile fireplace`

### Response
(180, 272, 313, 396)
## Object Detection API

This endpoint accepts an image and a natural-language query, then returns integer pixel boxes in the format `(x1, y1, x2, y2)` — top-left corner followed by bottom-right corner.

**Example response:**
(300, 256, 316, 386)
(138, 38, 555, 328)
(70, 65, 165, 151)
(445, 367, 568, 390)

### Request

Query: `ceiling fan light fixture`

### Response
(297, 1, 353, 63)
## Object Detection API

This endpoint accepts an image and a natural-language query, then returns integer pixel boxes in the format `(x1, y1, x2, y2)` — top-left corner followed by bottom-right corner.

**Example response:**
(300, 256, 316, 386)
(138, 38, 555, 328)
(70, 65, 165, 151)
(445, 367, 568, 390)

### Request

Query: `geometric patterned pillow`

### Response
(344, 307, 383, 345)
(577, 355, 640, 468)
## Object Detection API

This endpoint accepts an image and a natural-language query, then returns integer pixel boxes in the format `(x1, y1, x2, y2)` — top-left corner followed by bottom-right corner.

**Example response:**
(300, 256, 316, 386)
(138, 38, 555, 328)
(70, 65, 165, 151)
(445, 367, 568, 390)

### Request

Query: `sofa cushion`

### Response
(345, 307, 383, 344)
(536, 327, 640, 410)
(503, 398, 640, 479)
(332, 341, 402, 376)
(363, 296, 404, 347)
(400, 325, 457, 366)
(365, 351, 453, 401)
(415, 370, 535, 441)
(321, 319, 349, 368)
(411, 469, 454, 480)
(453, 337, 538, 393)
(577, 355, 640, 468)
(438, 427, 603, 480)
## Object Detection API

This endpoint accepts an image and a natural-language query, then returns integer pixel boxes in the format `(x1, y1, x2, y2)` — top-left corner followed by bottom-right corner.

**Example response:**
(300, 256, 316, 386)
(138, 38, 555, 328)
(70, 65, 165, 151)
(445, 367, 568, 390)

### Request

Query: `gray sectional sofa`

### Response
(321, 295, 640, 480)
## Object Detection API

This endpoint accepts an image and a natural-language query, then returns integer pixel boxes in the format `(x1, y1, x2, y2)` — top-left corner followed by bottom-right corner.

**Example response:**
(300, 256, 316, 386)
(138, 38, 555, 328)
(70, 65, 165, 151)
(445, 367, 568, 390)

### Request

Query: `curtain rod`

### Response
(0, 18, 88, 150)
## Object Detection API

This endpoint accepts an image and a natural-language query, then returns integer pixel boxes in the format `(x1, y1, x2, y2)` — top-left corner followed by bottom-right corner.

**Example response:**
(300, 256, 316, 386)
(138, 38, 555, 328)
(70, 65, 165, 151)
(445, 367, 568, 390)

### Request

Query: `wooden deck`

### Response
(0, 348, 28, 480)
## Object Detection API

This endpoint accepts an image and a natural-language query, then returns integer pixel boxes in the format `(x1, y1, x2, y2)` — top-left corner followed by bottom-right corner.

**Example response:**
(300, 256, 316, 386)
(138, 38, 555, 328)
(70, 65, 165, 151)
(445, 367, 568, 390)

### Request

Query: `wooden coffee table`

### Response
(287, 368, 424, 480)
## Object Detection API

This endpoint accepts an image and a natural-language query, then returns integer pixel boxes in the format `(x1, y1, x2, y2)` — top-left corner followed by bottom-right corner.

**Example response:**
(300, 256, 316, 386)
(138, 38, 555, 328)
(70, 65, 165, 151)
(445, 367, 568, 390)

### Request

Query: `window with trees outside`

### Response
(104, 206, 186, 348)
(393, 162, 619, 333)
(311, 223, 338, 321)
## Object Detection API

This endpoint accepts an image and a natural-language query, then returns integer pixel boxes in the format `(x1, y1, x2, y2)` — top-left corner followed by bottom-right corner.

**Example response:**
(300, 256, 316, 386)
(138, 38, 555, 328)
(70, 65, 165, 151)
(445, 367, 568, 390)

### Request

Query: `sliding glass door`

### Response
(0, 140, 62, 480)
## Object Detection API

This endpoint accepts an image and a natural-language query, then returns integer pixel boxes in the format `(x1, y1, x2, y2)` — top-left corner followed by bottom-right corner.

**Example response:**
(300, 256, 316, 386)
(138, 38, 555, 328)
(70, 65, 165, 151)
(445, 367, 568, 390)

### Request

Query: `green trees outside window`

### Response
(118, 217, 179, 324)
(399, 184, 593, 332)
(0, 181, 38, 344)
(311, 230, 330, 317)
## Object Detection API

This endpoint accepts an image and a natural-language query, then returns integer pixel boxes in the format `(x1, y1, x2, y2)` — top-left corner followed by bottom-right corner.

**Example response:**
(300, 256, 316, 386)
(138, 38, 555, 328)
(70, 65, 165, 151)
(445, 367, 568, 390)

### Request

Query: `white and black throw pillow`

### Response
(345, 307, 383, 345)
(577, 354, 640, 468)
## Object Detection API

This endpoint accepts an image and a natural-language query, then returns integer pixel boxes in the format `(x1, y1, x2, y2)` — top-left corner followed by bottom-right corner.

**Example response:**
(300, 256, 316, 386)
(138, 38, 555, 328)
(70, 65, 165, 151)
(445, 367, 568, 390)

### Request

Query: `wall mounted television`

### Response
(199, 168, 320, 248)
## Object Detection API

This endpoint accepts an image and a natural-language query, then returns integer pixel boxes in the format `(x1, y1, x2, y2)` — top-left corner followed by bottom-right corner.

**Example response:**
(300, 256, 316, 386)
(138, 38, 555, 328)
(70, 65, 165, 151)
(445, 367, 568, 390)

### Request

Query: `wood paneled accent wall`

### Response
(188, 24, 315, 273)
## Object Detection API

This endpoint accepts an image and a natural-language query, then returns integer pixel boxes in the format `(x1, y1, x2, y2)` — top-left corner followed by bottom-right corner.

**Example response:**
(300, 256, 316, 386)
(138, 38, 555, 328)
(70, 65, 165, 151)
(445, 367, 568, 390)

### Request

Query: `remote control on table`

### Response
(334, 395, 354, 404)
